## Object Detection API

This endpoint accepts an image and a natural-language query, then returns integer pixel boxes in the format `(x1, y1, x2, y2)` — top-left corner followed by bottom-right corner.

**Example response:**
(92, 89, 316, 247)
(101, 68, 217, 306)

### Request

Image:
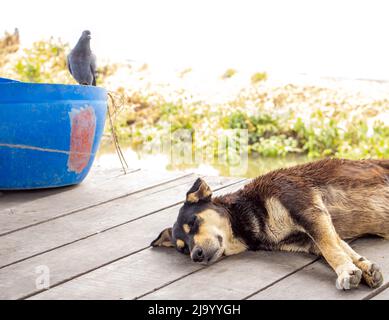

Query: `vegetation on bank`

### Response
(1, 30, 388, 161)
(0, 28, 19, 68)
(113, 83, 389, 159)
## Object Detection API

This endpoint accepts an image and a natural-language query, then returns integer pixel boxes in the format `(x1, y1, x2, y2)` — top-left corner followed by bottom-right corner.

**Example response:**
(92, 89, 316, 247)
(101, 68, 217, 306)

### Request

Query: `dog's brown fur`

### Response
(152, 158, 389, 290)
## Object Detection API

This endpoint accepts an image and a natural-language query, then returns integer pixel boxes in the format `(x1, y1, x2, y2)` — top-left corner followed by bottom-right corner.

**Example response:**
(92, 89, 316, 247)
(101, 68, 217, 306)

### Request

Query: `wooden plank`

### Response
(247, 237, 389, 300)
(0, 169, 188, 236)
(140, 251, 314, 300)
(26, 181, 246, 300)
(0, 174, 235, 268)
(0, 188, 68, 211)
(371, 287, 389, 300)
(0, 178, 244, 299)
(0, 166, 129, 211)
(24, 246, 314, 300)
(33, 248, 200, 300)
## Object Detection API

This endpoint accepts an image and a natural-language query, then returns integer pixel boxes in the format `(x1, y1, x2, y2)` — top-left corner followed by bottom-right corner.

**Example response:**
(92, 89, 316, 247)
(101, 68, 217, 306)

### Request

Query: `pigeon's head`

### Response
(81, 30, 92, 40)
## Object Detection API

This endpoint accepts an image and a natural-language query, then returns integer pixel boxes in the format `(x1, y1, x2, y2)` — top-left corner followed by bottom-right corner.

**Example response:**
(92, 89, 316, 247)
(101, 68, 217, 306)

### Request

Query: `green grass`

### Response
(113, 84, 389, 160)
(251, 72, 268, 84)
(221, 68, 237, 79)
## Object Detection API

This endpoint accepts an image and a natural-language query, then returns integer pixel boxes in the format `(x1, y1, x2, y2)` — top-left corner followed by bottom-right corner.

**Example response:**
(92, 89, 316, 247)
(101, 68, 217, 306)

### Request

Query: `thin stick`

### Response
(108, 92, 129, 168)
(107, 92, 129, 174)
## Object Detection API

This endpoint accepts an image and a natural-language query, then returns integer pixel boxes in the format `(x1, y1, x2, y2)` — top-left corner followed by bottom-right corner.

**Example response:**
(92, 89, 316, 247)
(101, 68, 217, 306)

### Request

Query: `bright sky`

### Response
(2, 0, 389, 79)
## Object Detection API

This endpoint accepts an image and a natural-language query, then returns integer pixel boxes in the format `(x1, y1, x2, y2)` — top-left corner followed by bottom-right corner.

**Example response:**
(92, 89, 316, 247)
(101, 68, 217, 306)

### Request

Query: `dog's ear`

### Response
(186, 178, 212, 203)
(150, 227, 174, 247)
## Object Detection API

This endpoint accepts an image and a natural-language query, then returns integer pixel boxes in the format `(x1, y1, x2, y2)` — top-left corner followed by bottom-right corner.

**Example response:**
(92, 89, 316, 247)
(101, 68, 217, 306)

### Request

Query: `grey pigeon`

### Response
(67, 30, 97, 86)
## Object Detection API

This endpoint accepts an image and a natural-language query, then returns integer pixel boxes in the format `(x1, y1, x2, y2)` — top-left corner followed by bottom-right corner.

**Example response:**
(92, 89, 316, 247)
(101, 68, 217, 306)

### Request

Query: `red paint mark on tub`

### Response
(67, 106, 96, 173)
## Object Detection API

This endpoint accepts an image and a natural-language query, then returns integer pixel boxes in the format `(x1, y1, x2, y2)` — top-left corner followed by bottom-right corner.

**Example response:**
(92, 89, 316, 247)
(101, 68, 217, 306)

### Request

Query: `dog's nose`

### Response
(192, 247, 204, 262)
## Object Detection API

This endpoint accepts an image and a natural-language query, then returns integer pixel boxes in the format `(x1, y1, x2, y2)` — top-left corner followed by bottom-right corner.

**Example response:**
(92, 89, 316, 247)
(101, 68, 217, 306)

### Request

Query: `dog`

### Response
(151, 158, 389, 290)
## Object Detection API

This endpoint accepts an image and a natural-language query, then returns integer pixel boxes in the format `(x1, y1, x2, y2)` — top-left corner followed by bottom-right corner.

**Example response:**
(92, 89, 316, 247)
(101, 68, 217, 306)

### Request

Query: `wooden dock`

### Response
(0, 166, 388, 300)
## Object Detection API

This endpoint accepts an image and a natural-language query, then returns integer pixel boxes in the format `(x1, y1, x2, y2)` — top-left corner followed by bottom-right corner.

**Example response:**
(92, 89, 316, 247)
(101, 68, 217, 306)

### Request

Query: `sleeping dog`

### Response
(151, 158, 389, 290)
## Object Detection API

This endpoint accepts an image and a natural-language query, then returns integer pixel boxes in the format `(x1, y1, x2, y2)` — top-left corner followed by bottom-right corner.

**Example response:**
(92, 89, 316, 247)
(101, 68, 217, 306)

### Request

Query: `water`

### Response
(95, 140, 310, 178)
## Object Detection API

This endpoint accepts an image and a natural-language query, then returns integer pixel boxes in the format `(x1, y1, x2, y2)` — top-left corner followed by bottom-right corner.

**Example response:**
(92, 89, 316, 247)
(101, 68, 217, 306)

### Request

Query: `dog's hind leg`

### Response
(339, 240, 383, 288)
(306, 212, 362, 290)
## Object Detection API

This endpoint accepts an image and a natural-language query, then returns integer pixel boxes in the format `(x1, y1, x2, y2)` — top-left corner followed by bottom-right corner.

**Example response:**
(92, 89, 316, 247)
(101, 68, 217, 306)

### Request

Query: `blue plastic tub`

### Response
(0, 77, 107, 190)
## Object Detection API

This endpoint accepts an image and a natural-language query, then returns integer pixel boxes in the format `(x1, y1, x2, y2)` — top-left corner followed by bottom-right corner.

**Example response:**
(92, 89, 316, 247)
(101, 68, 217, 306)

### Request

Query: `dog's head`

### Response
(151, 178, 234, 265)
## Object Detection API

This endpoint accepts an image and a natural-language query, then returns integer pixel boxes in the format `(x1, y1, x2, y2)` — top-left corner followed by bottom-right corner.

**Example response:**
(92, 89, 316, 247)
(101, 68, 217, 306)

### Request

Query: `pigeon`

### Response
(67, 30, 97, 86)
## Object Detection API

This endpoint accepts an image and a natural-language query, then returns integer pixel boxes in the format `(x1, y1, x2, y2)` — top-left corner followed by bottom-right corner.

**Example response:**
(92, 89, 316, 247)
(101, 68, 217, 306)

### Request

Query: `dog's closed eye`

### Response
(183, 216, 197, 234)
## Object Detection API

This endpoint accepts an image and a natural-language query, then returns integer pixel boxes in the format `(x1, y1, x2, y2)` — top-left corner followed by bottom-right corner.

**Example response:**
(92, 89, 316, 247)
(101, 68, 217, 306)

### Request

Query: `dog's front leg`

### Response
(305, 212, 362, 290)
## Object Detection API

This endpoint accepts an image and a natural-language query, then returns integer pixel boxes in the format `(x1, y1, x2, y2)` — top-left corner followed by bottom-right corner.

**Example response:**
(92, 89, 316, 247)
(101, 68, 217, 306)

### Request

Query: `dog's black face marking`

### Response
(171, 205, 200, 255)
(151, 178, 236, 264)
(172, 201, 212, 255)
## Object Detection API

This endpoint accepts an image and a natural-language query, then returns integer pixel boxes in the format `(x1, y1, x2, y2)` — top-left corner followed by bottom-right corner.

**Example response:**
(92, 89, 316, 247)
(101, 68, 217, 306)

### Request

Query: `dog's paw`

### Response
(336, 265, 362, 290)
(361, 263, 383, 288)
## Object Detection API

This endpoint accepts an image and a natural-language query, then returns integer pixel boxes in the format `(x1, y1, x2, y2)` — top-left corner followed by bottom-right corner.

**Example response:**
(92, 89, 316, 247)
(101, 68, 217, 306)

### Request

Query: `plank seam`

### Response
(362, 282, 389, 300)
(87, 168, 140, 182)
(134, 266, 207, 300)
(0, 168, 138, 210)
(241, 238, 358, 300)
(0, 172, 193, 238)
(242, 257, 321, 300)
(1, 178, 245, 270)
(0, 175, 201, 270)
(19, 246, 151, 300)
(134, 256, 230, 300)
(0, 187, 195, 270)
(4, 178, 247, 299)
(0, 168, 141, 212)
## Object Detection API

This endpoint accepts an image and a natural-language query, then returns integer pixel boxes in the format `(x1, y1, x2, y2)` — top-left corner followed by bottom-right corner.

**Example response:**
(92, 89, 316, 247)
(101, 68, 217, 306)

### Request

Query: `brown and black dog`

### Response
(152, 158, 389, 290)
